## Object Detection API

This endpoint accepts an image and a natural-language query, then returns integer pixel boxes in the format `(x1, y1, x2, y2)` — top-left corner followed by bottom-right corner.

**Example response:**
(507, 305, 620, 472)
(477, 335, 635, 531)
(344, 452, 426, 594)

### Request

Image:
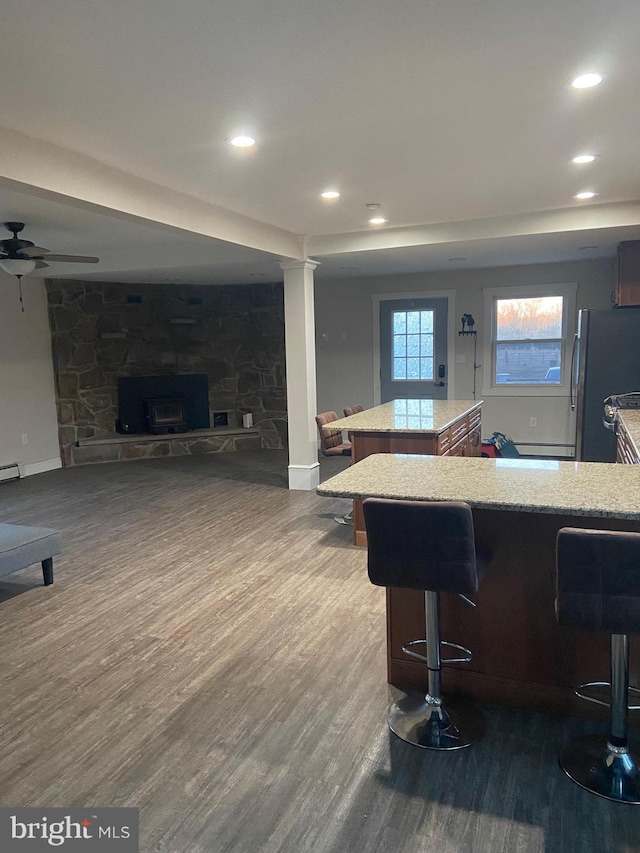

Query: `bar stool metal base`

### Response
(559, 734, 640, 803)
(388, 691, 485, 750)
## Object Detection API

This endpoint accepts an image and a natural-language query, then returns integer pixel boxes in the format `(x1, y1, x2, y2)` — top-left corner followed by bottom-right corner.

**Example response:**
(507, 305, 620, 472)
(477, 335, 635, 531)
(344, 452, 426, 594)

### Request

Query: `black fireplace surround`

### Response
(117, 374, 210, 435)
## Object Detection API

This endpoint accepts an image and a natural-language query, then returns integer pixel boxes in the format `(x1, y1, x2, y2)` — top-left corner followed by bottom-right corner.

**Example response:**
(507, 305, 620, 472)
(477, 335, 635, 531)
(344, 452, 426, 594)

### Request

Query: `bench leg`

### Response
(42, 558, 54, 586)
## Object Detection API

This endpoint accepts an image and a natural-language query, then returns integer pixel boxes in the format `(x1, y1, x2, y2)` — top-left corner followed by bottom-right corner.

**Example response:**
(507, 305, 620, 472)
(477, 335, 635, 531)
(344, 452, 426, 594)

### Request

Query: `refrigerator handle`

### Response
(569, 333, 578, 411)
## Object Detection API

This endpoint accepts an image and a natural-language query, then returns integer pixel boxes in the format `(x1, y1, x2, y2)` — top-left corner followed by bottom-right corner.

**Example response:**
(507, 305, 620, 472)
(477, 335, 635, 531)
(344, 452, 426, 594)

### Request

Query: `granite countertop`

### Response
(618, 410, 640, 458)
(317, 452, 640, 520)
(322, 399, 482, 434)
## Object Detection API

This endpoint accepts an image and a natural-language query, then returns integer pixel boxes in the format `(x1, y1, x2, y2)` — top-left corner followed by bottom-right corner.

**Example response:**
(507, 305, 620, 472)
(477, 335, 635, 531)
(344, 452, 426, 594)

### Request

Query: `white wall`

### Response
(0, 257, 616, 474)
(0, 271, 61, 474)
(315, 258, 614, 455)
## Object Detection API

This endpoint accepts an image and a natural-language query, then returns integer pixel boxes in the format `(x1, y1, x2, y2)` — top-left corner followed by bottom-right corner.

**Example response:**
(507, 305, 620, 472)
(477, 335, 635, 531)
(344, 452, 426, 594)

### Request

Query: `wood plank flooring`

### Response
(0, 450, 637, 852)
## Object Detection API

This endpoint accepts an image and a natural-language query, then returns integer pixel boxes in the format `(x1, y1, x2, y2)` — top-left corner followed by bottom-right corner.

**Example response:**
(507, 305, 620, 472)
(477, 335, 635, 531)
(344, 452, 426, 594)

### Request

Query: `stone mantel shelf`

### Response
(78, 427, 259, 447)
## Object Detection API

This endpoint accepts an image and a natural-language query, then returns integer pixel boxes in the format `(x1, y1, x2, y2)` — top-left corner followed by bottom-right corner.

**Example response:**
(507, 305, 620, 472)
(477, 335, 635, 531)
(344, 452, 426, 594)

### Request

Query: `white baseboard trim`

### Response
(288, 463, 320, 491)
(0, 463, 20, 483)
(21, 457, 62, 477)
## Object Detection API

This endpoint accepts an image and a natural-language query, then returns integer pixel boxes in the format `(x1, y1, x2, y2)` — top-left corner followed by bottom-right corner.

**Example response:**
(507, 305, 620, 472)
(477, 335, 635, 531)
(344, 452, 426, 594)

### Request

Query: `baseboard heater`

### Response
(0, 463, 21, 483)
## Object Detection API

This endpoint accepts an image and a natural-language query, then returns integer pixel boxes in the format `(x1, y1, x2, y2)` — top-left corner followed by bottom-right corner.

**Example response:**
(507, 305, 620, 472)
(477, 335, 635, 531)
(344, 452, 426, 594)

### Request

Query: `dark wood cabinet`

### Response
(612, 241, 640, 306)
(617, 418, 640, 463)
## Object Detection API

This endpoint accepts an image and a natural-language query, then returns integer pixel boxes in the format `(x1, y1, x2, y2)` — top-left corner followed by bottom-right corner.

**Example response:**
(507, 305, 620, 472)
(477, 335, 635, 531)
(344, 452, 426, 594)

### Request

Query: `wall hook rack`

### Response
(458, 314, 481, 399)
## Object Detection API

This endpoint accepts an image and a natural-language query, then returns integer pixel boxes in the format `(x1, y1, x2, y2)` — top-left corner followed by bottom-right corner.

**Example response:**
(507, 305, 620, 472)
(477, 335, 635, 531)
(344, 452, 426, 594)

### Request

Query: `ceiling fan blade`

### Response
(17, 245, 50, 257)
(34, 260, 49, 270)
(35, 254, 99, 264)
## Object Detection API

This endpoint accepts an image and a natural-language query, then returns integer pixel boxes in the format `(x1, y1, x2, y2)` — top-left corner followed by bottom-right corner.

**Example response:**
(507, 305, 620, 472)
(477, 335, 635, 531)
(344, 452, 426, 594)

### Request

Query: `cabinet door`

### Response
(614, 242, 640, 306)
(467, 425, 482, 457)
(448, 436, 467, 457)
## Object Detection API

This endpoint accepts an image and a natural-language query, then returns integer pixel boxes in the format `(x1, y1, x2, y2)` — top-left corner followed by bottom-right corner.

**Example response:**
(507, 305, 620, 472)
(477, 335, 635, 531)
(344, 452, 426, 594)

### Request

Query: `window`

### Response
(483, 284, 577, 396)
(392, 310, 434, 380)
(495, 296, 562, 384)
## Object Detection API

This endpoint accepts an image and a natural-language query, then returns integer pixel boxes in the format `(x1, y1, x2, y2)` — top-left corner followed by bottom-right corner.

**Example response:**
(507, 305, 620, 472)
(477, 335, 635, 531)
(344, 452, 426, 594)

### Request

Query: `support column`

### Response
(281, 259, 320, 490)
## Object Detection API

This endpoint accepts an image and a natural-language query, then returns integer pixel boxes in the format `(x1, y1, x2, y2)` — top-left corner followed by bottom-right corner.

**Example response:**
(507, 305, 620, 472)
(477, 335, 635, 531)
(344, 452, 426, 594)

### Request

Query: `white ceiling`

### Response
(0, 0, 639, 283)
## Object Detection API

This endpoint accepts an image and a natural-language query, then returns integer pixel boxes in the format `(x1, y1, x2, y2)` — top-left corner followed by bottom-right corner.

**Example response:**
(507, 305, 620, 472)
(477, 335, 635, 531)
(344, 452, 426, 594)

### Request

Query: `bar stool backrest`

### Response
(556, 527, 640, 635)
(363, 498, 479, 595)
(343, 404, 365, 417)
(315, 411, 351, 457)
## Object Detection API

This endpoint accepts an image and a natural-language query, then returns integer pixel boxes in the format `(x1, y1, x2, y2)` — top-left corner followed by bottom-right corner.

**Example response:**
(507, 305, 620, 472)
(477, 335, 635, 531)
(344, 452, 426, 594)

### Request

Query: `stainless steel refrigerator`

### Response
(573, 306, 640, 462)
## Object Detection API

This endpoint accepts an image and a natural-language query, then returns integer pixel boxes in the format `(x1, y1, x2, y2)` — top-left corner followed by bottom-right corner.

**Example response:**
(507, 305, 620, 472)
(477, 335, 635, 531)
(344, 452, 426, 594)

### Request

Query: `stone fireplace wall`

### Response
(47, 280, 287, 466)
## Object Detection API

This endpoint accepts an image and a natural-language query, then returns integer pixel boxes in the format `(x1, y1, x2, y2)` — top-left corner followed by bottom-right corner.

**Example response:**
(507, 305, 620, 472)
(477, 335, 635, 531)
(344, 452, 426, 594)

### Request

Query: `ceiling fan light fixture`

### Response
(0, 258, 37, 277)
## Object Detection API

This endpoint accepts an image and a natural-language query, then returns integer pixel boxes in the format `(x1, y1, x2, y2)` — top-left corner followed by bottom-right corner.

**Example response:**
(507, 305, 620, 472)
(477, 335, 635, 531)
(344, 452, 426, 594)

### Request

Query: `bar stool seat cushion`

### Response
(556, 527, 640, 635)
(363, 499, 481, 595)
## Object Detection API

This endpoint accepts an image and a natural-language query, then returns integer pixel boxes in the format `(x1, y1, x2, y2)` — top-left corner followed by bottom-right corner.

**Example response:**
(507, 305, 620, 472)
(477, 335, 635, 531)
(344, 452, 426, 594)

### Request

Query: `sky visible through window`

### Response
(496, 297, 563, 340)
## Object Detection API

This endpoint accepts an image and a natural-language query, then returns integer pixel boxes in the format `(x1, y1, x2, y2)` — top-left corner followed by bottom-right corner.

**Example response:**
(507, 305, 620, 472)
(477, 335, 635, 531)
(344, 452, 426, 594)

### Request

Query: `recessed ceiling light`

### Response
(320, 190, 340, 200)
(368, 217, 388, 225)
(574, 190, 597, 200)
(572, 153, 597, 164)
(571, 73, 603, 89)
(230, 135, 256, 148)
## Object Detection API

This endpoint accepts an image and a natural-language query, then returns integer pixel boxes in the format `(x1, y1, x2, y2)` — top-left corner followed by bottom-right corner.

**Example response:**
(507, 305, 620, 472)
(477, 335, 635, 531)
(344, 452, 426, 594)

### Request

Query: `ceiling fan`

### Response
(0, 221, 99, 311)
(0, 221, 99, 277)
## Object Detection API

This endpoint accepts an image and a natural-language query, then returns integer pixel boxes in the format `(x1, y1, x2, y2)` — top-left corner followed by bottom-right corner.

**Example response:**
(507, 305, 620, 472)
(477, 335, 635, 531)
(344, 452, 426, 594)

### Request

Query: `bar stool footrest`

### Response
(402, 638, 472, 665)
(574, 681, 640, 711)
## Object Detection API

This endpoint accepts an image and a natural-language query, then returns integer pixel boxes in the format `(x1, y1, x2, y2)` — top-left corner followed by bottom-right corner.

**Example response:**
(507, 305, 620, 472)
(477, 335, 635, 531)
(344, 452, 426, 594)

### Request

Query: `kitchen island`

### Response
(323, 399, 482, 545)
(317, 453, 640, 721)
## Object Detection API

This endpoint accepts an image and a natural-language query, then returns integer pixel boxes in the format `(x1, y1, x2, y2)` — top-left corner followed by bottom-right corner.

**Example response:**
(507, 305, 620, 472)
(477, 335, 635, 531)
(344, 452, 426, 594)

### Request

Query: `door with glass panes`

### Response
(380, 298, 448, 402)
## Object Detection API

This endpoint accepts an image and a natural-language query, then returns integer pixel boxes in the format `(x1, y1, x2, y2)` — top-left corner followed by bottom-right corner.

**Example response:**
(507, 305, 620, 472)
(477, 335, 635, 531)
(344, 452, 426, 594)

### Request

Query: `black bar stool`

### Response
(363, 498, 485, 750)
(556, 527, 640, 803)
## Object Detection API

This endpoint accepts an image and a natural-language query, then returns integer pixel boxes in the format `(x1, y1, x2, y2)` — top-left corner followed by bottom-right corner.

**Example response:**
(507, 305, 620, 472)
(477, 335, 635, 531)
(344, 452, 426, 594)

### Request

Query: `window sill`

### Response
(481, 385, 570, 398)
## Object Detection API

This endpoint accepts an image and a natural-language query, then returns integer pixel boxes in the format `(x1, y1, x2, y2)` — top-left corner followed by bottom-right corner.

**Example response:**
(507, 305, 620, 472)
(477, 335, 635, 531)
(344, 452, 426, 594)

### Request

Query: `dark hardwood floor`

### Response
(0, 450, 637, 852)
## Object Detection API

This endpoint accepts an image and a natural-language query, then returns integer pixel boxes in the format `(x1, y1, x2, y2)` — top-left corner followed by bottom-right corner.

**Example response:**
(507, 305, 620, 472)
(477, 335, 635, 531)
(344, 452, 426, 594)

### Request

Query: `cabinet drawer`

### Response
(617, 424, 640, 464)
(449, 416, 469, 446)
(437, 428, 451, 453)
(468, 407, 482, 431)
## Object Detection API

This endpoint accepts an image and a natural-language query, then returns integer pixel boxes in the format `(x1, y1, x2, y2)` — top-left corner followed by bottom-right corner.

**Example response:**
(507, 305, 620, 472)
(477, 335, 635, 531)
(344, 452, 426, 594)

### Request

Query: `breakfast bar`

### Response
(318, 453, 640, 721)
(323, 399, 482, 545)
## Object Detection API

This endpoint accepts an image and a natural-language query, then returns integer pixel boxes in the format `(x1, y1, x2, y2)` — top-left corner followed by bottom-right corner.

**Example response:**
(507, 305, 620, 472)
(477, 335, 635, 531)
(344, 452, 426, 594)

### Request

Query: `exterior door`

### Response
(380, 298, 448, 402)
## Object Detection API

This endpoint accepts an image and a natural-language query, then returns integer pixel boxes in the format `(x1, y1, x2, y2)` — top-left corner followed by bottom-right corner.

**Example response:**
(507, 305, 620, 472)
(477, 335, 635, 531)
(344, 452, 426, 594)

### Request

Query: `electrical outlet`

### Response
(529, 417, 537, 428)
(456, 354, 466, 363)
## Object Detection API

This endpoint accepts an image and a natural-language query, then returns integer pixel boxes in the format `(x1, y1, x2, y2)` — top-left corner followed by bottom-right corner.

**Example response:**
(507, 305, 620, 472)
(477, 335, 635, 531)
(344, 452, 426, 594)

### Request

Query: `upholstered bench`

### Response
(0, 523, 62, 586)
